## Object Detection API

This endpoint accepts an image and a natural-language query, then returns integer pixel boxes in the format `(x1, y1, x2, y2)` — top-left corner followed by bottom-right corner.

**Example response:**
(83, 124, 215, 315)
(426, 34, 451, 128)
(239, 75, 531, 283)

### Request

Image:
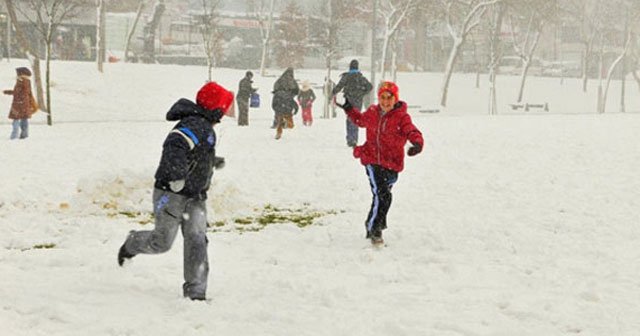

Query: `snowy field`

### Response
(1, 60, 639, 336)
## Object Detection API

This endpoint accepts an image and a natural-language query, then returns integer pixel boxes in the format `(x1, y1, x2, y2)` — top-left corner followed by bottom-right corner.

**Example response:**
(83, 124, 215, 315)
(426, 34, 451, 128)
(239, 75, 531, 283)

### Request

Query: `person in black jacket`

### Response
(117, 82, 233, 301)
(236, 70, 257, 126)
(332, 59, 373, 147)
(271, 67, 299, 139)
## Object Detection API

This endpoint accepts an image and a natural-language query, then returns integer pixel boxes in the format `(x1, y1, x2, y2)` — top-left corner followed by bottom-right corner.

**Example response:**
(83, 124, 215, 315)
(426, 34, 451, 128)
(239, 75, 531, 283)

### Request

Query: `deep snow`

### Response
(1, 60, 639, 336)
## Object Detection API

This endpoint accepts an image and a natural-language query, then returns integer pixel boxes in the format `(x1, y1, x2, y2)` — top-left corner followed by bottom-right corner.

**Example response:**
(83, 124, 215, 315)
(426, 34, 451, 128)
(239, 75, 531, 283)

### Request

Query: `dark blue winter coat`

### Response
(154, 98, 222, 200)
(332, 70, 373, 109)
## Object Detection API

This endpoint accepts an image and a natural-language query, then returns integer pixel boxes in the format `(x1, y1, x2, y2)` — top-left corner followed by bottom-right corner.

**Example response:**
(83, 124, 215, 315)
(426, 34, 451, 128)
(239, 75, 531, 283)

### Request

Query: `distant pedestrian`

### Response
(271, 67, 299, 139)
(297, 80, 316, 126)
(117, 82, 233, 301)
(4, 67, 38, 140)
(236, 70, 257, 126)
(323, 76, 336, 118)
(332, 59, 372, 147)
(336, 81, 424, 246)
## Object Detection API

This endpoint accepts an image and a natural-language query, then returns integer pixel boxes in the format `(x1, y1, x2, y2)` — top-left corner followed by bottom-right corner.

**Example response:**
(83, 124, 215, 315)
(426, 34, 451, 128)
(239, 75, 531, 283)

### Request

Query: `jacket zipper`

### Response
(376, 108, 385, 164)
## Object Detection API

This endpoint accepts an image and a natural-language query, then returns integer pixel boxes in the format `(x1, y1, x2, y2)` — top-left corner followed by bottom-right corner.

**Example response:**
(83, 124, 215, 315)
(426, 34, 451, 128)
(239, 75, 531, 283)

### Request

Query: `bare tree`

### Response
(199, 0, 222, 81)
(599, 1, 639, 113)
(439, 0, 501, 108)
(487, 2, 505, 115)
(376, 0, 416, 79)
(316, 0, 346, 118)
(140, 0, 165, 63)
(8, 0, 90, 125)
(96, 0, 105, 72)
(247, 0, 276, 76)
(274, 1, 307, 68)
(506, 0, 556, 103)
(4, 0, 46, 120)
(124, 0, 146, 62)
(561, 0, 602, 93)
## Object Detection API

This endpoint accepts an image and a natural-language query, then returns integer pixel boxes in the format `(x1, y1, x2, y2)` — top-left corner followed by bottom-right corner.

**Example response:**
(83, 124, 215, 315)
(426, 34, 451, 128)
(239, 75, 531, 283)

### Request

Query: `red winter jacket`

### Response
(346, 101, 423, 172)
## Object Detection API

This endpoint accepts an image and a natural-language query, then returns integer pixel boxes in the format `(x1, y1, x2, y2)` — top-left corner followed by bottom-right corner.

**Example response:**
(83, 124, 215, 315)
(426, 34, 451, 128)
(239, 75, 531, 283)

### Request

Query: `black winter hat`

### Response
(349, 59, 359, 70)
(16, 67, 31, 77)
(246, 70, 253, 78)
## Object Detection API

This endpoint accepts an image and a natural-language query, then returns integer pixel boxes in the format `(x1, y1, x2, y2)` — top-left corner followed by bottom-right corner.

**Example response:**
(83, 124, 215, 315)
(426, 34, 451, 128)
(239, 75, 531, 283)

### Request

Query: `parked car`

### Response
(335, 56, 371, 72)
(542, 61, 581, 78)
(498, 56, 545, 76)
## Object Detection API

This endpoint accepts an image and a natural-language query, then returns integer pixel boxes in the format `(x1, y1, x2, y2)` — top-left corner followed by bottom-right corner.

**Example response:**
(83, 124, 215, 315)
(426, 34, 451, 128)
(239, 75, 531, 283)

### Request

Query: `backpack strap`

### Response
(171, 127, 199, 150)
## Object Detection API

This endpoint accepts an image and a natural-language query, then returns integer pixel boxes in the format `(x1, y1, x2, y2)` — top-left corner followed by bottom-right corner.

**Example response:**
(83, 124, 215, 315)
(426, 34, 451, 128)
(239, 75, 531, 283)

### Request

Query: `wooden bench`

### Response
(509, 102, 549, 112)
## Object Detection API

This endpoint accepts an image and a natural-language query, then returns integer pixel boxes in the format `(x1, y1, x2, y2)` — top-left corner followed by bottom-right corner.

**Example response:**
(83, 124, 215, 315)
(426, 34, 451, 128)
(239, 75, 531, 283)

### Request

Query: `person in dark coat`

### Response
(271, 67, 299, 139)
(297, 80, 316, 126)
(332, 59, 372, 147)
(336, 81, 423, 246)
(117, 82, 233, 301)
(4, 67, 38, 139)
(236, 70, 257, 126)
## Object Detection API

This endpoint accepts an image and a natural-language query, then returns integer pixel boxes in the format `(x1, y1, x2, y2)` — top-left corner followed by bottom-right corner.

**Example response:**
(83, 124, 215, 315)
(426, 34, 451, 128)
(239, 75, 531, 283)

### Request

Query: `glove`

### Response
(213, 156, 225, 169)
(407, 142, 422, 156)
(334, 94, 352, 111)
(169, 179, 185, 192)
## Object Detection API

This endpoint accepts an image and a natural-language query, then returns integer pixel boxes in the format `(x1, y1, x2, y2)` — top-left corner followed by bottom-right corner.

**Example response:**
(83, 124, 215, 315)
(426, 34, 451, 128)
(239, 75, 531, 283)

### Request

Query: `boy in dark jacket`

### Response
(332, 59, 372, 147)
(337, 81, 423, 246)
(117, 82, 233, 301)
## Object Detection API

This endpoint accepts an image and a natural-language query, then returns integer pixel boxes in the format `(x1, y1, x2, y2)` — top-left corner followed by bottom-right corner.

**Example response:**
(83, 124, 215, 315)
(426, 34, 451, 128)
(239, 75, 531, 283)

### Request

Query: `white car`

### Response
(335, 56, 372, 72)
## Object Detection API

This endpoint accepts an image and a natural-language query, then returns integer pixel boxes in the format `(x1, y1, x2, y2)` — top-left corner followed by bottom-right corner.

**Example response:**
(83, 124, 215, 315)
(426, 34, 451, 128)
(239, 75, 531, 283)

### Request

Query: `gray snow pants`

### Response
(123, 188, 209, 300)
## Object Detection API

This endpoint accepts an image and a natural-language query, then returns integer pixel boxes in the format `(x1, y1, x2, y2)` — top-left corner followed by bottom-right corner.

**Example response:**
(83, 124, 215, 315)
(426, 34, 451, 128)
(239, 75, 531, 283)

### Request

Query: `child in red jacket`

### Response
(337, 81, 423, 245)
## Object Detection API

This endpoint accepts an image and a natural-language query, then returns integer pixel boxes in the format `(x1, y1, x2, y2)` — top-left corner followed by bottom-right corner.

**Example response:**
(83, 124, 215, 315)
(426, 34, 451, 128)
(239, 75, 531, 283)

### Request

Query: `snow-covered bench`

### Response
(509, 102, 549, 112)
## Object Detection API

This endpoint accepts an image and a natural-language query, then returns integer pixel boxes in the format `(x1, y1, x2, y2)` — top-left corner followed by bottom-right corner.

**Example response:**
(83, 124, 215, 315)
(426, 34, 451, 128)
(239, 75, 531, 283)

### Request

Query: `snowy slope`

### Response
(0, 60, 639, 336)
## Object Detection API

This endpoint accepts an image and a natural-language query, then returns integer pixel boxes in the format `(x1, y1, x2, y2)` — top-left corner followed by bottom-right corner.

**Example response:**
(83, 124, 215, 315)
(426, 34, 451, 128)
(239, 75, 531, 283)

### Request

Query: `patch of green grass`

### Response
(21, 243, 57, 251)
(210, 204, 340, 233)
(210, 220, 226, 227)
(234, 217, 254, 225)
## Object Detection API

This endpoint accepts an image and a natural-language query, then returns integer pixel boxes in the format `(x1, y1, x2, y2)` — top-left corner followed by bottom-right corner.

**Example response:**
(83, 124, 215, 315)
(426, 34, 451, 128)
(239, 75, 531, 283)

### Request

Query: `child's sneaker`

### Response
(117, 243, 135, 266)
(370, 231, 384, 246)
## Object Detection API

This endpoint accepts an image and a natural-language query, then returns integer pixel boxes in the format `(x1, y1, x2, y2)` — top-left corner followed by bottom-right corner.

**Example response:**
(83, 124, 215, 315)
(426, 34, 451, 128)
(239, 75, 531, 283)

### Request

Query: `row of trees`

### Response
(340, 0, 640, 113)
(5, 0, 640, 125)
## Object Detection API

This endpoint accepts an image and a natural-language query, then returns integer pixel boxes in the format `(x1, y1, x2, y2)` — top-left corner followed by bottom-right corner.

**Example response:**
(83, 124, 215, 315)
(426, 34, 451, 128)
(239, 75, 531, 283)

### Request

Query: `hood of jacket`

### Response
(166, 98, 222, 123)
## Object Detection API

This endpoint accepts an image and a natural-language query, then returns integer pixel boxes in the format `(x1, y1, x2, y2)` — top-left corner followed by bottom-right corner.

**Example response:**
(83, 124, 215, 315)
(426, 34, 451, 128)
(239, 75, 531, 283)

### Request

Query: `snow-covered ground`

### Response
(1, 60, 639, 336)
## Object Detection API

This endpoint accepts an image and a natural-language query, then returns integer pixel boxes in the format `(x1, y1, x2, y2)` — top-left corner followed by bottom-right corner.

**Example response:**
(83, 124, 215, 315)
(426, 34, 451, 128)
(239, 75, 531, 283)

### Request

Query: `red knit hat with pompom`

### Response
(196, 82, 234, 114)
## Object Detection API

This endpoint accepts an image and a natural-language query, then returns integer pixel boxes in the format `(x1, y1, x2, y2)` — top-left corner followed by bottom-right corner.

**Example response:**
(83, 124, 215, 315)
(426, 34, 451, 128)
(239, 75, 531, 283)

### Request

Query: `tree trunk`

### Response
(124, 0, 145, 62)
(602, 37, 631, 114)
(440, 39, 462, 107)
(582, 35, 594, 93)
(516, 30, 540, 103)
(596, 35, 604, 113)
(632, 69, 640, 91)
(45, 23, 53, 125)
(96, 0, 105, 72)
(259, 0, 275, 76)
(516, 60, 531, 103)
(379, 33, 390, 79)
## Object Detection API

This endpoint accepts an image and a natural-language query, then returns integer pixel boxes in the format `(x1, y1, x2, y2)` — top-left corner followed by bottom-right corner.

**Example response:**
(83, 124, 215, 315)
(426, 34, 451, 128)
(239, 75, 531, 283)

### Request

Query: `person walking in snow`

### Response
(4, 67, 38, 140)
(332, 59, 372, 147)
(117, 82, 233, 301)
(322, 76, 336, 118)
(336, 81, 423, 246)
(297, 80, 316, 126)
(236, 70, 257, 126)
(271, 67, 299, 139)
